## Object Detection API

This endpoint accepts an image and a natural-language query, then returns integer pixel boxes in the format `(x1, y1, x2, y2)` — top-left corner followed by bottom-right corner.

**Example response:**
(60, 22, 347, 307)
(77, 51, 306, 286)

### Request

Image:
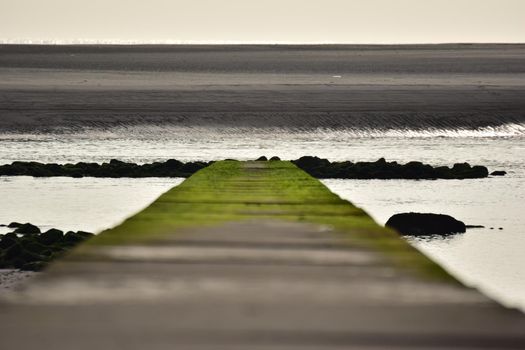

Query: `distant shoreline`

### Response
(1, 42, 525, 47)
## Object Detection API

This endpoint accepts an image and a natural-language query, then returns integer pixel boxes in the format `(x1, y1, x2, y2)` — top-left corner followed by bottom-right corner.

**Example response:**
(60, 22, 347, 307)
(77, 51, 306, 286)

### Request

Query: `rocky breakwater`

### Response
(0, 157, 498, 180)
(291, 156, 490, 180)
(0, 159, 211, 178)
(0, 222, 94, 271)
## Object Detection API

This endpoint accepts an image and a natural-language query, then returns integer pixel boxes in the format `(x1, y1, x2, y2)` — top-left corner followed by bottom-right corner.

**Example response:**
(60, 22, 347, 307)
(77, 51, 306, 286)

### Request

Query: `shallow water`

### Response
(0, 125, 523, 165)
(0, 177, 182, 234)
(323, 177, 525, 310)
(0, 126, 523, 310)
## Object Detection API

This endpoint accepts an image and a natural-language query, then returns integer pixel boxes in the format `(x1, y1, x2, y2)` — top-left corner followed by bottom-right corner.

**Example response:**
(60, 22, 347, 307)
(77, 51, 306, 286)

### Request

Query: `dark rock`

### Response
(76, 231, 94, 238)
(386, 212, 466, 236)
(13, 223, 41, 235)
(20, 240, 48, 255)
(7, 222, 22, 228)
(0, 159, 210, 178)
(64, 231, 87, 244)
(491, 171, 507, 176)
(20, 261, 47, 271)
(450, 163, 489, 179)
(0, 224, 94, 271)
(109, 159, 126, 166)
(293, 156, 328, 169)
(180, 162, 207, 176)
(39, 228, 64, 245)
(293, 157, 490, 180)
(292, 156, 331, 178)
(0, 158, 492, 180)
(0, 232, 19, 249)
(269, 156, 281, 161)
(256, 156, 268, 161)
(165, 159, 184, 167)
(11, 258, 27, 269)
(19, 249, 45, 264)
(40, 249, 54, 257)
(467, 165, 489, 178)
(4, 243, 23, 260)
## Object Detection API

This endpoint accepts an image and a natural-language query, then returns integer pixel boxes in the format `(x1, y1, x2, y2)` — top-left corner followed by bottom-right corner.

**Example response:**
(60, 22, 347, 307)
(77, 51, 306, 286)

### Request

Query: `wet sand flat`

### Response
(1, 44, 524, 130)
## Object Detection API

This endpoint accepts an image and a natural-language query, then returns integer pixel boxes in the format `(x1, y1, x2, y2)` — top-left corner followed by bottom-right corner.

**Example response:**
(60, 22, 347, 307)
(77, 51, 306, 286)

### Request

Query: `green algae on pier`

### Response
(4, 160, 525, 350)
(81, 160, 453, 281)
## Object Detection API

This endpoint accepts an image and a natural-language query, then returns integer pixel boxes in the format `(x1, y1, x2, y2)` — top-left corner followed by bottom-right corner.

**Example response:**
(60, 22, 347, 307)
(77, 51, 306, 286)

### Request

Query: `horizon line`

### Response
(1, 39, 525, 46)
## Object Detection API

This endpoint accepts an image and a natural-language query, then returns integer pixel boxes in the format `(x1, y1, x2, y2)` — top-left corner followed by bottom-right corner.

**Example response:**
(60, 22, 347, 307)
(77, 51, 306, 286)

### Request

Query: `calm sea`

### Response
(0, 125, 524, 310)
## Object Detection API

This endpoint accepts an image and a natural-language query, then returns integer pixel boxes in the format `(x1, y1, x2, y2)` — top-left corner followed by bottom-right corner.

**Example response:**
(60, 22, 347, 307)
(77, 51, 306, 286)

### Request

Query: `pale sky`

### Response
(1, 0, 524, 43)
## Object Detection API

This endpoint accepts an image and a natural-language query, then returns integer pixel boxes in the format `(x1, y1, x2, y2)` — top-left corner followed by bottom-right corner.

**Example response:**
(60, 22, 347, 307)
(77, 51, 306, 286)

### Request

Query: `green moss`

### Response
(78, 160, 455, 282)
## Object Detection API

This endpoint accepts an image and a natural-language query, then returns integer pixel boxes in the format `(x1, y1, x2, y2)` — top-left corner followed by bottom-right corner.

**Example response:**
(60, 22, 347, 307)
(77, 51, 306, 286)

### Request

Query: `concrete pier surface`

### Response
(1, 161, 524, 349)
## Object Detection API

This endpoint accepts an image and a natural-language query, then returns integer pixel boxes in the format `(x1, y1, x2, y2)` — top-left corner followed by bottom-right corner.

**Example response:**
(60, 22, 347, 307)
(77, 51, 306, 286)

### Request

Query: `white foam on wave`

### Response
(351, 123, 525, 138)
(0, 122, 524, 142)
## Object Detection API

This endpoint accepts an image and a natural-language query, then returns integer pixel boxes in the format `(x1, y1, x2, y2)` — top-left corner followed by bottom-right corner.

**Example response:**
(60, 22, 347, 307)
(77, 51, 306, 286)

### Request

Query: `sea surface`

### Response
(0, 125, 524, 310)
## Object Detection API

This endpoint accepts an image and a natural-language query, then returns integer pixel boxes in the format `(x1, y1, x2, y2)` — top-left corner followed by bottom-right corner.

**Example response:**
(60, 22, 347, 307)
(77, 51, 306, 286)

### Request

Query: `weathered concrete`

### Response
(0, 161, 523, 349)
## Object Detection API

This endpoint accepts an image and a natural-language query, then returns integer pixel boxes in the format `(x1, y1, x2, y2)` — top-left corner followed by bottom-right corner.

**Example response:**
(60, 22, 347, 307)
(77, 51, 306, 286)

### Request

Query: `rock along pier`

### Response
(0, 161, 524, 349)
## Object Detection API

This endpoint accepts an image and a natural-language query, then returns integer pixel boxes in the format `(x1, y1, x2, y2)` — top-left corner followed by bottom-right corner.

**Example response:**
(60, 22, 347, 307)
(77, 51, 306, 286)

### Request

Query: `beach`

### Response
(1, 44, 524, 131)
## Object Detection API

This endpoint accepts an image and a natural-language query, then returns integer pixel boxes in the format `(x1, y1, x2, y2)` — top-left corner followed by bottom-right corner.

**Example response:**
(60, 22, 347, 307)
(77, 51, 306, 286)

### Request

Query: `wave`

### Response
(1, 122, 524, 140)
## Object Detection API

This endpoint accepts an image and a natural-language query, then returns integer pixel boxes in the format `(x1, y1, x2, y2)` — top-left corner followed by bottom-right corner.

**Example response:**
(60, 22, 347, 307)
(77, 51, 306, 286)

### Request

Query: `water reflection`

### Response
(405, 233, 463, 245)
(323, 177, 525, 311)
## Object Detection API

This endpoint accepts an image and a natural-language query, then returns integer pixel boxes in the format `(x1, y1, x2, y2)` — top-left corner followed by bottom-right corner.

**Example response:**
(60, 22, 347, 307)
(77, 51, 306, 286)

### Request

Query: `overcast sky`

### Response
(1, 0, 524, 43)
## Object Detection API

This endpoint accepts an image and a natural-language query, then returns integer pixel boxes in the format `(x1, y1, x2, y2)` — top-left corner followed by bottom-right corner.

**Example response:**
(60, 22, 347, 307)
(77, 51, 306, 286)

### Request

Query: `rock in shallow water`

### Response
(386, 212, 466, 236)
(0, 224, 94, 271)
